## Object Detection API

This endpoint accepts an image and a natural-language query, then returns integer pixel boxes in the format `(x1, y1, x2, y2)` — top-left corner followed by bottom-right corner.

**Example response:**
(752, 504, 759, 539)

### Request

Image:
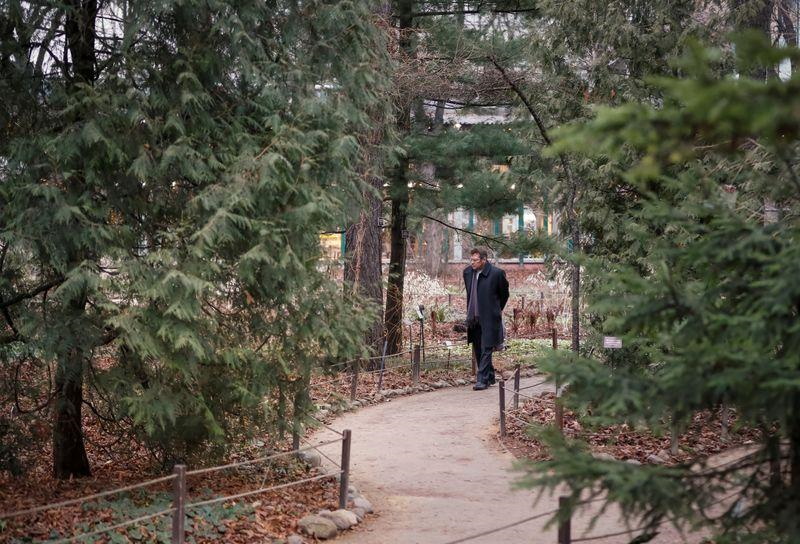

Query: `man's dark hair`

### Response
(470, 247, 489, 260)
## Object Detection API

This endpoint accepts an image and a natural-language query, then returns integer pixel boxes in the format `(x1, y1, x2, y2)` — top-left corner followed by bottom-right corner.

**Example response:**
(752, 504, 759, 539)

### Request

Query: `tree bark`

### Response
(384, 0, 414, 355)
(344, 172, 385, 357)
(52, 0, 97, 479)
(384, 158, 410, 355)
(53, 333, 91, 478)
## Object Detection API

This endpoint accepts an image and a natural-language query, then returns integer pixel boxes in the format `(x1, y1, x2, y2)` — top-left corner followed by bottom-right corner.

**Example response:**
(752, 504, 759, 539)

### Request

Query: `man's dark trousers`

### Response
(470, 323, 495, 386)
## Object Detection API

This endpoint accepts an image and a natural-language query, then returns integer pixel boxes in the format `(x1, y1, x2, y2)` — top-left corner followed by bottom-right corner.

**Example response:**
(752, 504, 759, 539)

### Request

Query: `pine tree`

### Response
(0, 0, 391, 477)
(524, 34, 800, 543)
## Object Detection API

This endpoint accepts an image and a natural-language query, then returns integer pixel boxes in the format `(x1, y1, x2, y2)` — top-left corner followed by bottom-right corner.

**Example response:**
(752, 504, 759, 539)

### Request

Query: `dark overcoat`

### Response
(463, 261, 510, 348)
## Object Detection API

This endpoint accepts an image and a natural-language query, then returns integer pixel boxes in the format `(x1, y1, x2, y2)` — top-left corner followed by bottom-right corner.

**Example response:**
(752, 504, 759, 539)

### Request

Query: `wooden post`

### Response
(499, 379, 507, 438)
(338, 430, 352, 509)
(412, 344, 420, 385)
(513, 364, 521, 410)
(557, 496, 571, 544)
(555, 398, 564, 432)
(171, 464, 186, 544)
(350, 360, 358, 401)
(552, 328, 563, 432)
(448, 293, 452, 307)
(377, 340, 388, 392)
(670, 426, 679, 456)
(721, 404, 730, 441)
(292, 428, 300, 452)
(521, 295, 525, 310)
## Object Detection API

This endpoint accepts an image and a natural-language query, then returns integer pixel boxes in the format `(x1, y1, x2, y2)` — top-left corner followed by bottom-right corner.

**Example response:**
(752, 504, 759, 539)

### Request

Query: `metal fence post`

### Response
(412, 344, 420, 386)
(558, 496, 571, 544)
(499, 379, 506, 438)
(171, 464, 186, 544)
(513, 365, 521, 410)
(338, 429, 352, 510)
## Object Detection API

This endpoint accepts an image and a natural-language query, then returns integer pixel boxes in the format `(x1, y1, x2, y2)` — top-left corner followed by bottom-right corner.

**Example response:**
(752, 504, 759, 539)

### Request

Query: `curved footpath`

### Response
(311, 377, 689, 544)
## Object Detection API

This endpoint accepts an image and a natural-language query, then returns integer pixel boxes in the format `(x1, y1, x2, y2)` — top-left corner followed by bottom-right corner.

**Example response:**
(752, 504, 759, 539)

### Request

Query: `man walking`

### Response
(464, 247, 509, 390)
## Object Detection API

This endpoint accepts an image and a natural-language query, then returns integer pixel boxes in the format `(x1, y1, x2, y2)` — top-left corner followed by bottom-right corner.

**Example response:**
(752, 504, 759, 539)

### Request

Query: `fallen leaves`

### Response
(500, 391, 762, 465)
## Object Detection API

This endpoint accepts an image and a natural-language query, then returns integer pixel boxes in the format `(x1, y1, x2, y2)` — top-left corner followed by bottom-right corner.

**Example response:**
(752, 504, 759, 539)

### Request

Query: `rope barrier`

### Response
(517, 379, 550, 391)
(50, 507, 176, 543)
(437, 508, 559, 544)
(0, 474, 177, 520)
(326, 350, 412, 369)
(569, 487, 745, 542)
(299, 436, 342, 469)
(499, 384, 539, 402)
(186, 471, 343, 509)
(504, 412, 533, 427)
(186, 438, 344, 476)
(300, 409, 345, 437)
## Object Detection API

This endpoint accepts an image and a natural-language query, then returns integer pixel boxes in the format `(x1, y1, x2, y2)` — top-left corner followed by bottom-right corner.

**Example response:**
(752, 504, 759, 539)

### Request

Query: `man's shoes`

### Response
(473, 382, 488, 391)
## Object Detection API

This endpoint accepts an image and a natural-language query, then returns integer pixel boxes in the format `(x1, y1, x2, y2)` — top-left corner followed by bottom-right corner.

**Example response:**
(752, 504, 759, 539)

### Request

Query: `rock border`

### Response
(277, 484, 373, 543)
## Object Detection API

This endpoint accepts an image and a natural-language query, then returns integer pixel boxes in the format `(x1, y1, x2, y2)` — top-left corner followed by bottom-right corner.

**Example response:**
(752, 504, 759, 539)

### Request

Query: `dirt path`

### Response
(311, 378, 691, 544)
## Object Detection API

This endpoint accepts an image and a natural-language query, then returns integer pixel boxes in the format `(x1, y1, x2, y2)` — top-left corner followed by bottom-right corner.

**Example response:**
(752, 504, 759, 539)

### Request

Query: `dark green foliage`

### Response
(525, 36, 800, 542)
(0, 0, 391, 472)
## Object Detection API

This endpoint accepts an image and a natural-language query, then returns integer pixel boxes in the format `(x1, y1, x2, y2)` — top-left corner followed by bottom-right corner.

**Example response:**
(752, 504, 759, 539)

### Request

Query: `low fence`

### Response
(0, 432, 353, 544)
(312, 343, 474, 403)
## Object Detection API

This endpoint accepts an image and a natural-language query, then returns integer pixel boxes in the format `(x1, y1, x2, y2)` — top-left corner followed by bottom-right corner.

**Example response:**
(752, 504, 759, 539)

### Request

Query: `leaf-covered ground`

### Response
(0, 418, 341, 543)
(500, 391, 762, 464)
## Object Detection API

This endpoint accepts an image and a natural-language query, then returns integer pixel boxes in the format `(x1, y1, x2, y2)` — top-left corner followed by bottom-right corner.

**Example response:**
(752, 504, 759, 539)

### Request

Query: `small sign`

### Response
(402, 229, 410, 239)
(603, 336, 622, 349)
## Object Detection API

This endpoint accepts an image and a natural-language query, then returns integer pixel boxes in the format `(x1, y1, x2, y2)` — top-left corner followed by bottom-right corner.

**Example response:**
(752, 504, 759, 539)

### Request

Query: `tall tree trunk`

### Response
(53, 0, 97, 479)
(344, 170, 385, 358)
(53, 323, 91, 478)
(384, 0, 414, 355)
(384, 158, 410, 355)
(343, 8, 391, 360)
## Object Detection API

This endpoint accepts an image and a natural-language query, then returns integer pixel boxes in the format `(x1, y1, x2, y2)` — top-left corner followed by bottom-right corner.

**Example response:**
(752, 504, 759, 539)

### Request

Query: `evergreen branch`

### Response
(421, 214, 511, 248)
(779, 153, 800, 195)
(2, 306, 20, 340)
(14, 358, 54, 415)
(0, 277, 64, 310)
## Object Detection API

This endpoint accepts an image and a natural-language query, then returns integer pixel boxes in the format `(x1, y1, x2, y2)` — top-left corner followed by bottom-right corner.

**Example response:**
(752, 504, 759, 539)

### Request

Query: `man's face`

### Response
(470, 253, 486, 271)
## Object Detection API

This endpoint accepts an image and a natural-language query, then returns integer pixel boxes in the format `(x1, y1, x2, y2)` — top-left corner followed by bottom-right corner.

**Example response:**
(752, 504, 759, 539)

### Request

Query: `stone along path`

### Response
(312, 377, 689, 544)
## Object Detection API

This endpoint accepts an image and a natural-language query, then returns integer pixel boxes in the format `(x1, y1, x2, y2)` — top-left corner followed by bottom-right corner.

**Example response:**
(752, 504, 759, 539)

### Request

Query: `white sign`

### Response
(603, 336, 623, 349)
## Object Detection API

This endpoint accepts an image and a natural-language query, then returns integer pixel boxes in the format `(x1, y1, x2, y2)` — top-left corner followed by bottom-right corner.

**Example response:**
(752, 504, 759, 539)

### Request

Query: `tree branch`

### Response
(411, 7, 538, 17)
(0, 277, 64, 310)
(422, 214, 511, 248)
